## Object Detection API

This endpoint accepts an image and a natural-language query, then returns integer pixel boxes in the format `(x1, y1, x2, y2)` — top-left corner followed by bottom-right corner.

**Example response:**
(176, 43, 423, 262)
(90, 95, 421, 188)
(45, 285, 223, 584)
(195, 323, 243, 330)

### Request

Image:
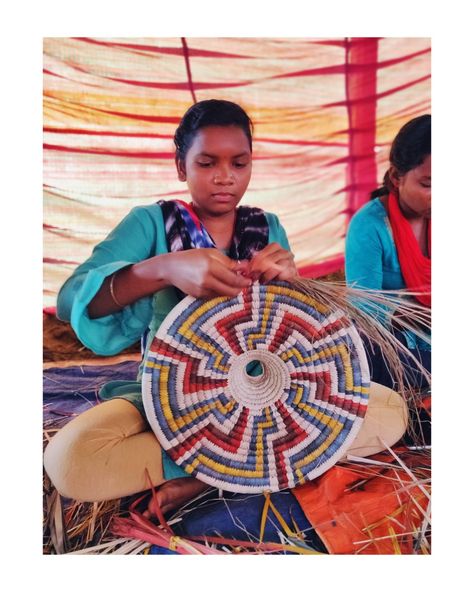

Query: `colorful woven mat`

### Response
(142, 282, 370, 493)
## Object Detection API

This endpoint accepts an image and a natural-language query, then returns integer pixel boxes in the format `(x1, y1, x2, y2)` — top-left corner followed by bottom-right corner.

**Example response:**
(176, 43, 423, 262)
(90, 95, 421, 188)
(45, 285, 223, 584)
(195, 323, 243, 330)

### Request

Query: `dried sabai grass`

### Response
(290, 278, 431, 444)
(43, 419, 125, 555)
(43, 472, 123, 554)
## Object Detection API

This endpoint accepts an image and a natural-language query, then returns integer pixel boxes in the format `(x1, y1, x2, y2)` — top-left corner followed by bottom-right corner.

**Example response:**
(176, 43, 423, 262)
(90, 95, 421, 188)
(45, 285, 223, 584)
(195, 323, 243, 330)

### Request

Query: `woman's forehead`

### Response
(188, 125, 251, 156)
(415, 155, 431, 177)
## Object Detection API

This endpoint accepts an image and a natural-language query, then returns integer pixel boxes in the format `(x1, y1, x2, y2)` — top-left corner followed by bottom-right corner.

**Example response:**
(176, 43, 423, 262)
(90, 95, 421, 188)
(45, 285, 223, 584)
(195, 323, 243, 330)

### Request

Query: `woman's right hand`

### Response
(160, 249, 251, 298)
(88, 249, 251, 318)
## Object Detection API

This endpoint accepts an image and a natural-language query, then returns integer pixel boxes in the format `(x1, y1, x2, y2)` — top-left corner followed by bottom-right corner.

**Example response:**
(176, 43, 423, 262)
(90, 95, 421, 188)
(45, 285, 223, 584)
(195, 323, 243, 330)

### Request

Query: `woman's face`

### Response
(177, 125, 252, 218)
(392, 155, 431, 219)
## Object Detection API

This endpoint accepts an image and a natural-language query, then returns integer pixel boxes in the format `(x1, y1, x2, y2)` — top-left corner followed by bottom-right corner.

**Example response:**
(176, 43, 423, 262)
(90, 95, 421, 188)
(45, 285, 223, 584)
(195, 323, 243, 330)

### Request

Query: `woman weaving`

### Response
(345, 114, 431, 390)
(44, 100, 410, 516)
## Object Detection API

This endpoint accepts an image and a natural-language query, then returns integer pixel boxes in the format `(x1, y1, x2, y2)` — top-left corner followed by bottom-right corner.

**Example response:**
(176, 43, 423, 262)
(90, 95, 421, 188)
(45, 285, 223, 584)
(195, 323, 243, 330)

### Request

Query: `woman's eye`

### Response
(197, 161, 213, 167)
(234, 162, 248, 168)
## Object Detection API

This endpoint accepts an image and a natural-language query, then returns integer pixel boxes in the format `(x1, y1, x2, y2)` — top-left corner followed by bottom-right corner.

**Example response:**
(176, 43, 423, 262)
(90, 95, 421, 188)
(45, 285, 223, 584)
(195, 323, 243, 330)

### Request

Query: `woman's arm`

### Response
(345, 210, 384, 291)
(88, 249, 251, 318)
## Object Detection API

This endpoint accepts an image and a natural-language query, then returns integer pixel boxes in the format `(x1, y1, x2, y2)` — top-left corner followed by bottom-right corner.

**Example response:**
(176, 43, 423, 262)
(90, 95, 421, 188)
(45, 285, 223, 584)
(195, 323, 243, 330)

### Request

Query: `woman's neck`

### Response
(195, 208, 237, 250)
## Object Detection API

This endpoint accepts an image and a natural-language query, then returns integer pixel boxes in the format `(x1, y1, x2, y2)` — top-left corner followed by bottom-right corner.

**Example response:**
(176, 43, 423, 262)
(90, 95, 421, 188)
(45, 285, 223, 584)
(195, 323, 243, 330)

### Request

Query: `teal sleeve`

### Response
(345, 209, 384, 290)
(57, 206, 168, 356)
(345, 206, 393, 325)
(265, 212, 291, 251)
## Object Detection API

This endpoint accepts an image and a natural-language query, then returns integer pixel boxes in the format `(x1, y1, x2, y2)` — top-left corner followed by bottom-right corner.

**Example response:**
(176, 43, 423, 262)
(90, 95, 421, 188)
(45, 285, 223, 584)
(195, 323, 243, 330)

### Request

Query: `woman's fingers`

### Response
(249, 243, 297, 283)
(167, 249, 251, 298)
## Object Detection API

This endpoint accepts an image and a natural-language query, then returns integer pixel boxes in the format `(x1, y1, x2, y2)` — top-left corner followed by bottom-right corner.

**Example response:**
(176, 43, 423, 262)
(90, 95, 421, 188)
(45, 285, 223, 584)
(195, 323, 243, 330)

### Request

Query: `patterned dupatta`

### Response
(158, 199, 269, 260)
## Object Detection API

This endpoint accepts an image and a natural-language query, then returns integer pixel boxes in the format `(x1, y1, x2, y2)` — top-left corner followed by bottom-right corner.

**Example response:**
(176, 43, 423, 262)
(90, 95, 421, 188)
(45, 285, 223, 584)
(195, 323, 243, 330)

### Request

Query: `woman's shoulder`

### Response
(351, 198, 387, 222)
(348, 199, 388, 232)
(128, 201, 165, 219)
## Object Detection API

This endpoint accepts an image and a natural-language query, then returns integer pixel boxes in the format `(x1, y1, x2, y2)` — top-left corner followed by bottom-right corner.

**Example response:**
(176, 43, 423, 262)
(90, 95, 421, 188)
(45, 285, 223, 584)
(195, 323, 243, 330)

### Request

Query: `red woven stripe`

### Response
(273, 401, 309, 489)
(215, 289, 253, 355)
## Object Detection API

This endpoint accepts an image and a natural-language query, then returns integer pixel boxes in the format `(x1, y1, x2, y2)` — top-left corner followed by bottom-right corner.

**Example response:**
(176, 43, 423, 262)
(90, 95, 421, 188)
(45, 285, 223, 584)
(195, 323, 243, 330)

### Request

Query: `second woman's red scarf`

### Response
(387, 193, 431, 307)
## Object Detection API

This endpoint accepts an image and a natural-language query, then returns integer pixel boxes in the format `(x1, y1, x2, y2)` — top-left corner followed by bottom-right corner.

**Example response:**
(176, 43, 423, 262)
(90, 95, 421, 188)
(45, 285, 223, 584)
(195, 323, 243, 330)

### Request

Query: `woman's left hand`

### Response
(247, 243, 298, 283)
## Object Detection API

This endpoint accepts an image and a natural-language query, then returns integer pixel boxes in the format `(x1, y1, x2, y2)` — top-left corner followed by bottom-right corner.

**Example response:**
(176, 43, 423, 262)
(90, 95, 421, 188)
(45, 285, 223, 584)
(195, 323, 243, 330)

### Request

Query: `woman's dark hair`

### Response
(174, 99, 254, 163)
(371, 114, 431, 199)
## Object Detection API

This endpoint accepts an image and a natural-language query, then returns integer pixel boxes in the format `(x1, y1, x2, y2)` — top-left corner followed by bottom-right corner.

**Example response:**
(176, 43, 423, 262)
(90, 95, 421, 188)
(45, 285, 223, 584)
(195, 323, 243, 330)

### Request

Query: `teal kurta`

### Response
(57, 202, 292, 479)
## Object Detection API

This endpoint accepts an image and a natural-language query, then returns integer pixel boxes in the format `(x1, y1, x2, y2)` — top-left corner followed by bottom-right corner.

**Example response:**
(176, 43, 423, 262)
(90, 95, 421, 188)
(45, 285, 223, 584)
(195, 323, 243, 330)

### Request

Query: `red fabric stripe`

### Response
(103, 57, 427, 92)
(297, 255, 344, 278)
(344, 38, 378, 221)
(324, 74, 431, 108)
(74, 37, 251, 59)
(106, 77, 252, 90)
(43, 128, 346, 148)
(258, 136, 347, 148)
(43, 257, 80, 265)
(181, 37, 197, 104)
(43, 144, 174, 159)
(43, 127, 173, 139)
(271, 47, 430, 81)
(44, 94, 182, 124)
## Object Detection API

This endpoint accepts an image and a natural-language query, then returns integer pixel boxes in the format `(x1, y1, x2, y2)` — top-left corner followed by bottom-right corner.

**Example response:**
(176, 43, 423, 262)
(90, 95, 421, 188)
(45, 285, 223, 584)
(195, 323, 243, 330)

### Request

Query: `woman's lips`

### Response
(212, 192, 235, 201)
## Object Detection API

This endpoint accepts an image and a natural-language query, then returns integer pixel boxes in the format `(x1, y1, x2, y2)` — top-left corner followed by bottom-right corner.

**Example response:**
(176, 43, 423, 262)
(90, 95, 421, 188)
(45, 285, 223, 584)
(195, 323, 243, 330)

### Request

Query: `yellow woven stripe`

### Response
(352, 386, 370, 395)
(195, 451, 265, 478)
(294, 405, 344, 482)
(253, 408, 274, 472)
(281, 344, 356, 392)
(338, 343, 354, 391)
(150, 360, 235, 431)
(176, 297, 229, 372)
(173, 401, 218, 430)
(246, 291, 275, 349)
(158, 365, 181, 433)
(281, 347, 305, 364)
(293, 384, 304, 406)
(270, 284, 329, 314)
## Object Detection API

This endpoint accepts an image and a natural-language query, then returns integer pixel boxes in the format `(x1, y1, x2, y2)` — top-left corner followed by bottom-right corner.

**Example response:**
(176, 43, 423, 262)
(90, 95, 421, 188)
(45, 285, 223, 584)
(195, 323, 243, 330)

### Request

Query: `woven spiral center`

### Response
(227, 350, 291, 412)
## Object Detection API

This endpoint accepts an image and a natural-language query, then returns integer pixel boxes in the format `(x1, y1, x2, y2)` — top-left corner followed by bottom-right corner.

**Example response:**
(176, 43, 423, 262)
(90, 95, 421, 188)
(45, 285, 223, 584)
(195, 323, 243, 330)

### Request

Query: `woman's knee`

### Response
(43, 399, 148, 501)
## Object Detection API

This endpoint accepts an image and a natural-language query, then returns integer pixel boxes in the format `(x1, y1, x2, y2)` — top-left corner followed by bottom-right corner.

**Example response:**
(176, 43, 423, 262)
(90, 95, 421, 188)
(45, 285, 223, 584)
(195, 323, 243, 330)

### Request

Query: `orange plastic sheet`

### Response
(293, 448, 430, 554)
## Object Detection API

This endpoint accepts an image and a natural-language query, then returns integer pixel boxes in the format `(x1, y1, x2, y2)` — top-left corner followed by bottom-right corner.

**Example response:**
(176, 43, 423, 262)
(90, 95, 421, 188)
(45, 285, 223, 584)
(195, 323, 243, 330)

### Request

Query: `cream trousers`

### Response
(43, 383, 407, 502)
(44, 399, 165, 502)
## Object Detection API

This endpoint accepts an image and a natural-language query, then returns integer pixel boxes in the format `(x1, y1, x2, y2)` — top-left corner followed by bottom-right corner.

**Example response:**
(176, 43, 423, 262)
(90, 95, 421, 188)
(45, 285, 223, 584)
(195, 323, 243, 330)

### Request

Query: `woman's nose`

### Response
(213, 166, 234, 184)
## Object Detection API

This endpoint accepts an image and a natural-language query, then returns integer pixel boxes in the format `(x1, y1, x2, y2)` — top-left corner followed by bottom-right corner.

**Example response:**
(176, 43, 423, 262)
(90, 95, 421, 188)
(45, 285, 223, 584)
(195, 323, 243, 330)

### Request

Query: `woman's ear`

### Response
(388, 166, 400, 189)
(176, 157, 186, 182)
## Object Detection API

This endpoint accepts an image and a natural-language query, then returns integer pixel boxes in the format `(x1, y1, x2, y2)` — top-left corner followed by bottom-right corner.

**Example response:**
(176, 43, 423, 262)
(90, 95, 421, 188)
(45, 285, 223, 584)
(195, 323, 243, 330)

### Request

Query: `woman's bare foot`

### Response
(143, 477, 210, 518)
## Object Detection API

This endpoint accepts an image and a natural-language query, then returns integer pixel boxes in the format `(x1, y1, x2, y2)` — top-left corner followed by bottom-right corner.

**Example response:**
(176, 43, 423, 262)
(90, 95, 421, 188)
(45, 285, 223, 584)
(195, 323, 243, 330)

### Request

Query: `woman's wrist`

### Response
(88, 255, 173, 319)
(122, 254, 173, 297)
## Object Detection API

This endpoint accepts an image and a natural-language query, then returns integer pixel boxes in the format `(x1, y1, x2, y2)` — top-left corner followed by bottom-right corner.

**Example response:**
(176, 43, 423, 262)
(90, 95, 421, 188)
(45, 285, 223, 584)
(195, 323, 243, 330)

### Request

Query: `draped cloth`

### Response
(387, 193, 431, 307)
(158, 199, 269, 260)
